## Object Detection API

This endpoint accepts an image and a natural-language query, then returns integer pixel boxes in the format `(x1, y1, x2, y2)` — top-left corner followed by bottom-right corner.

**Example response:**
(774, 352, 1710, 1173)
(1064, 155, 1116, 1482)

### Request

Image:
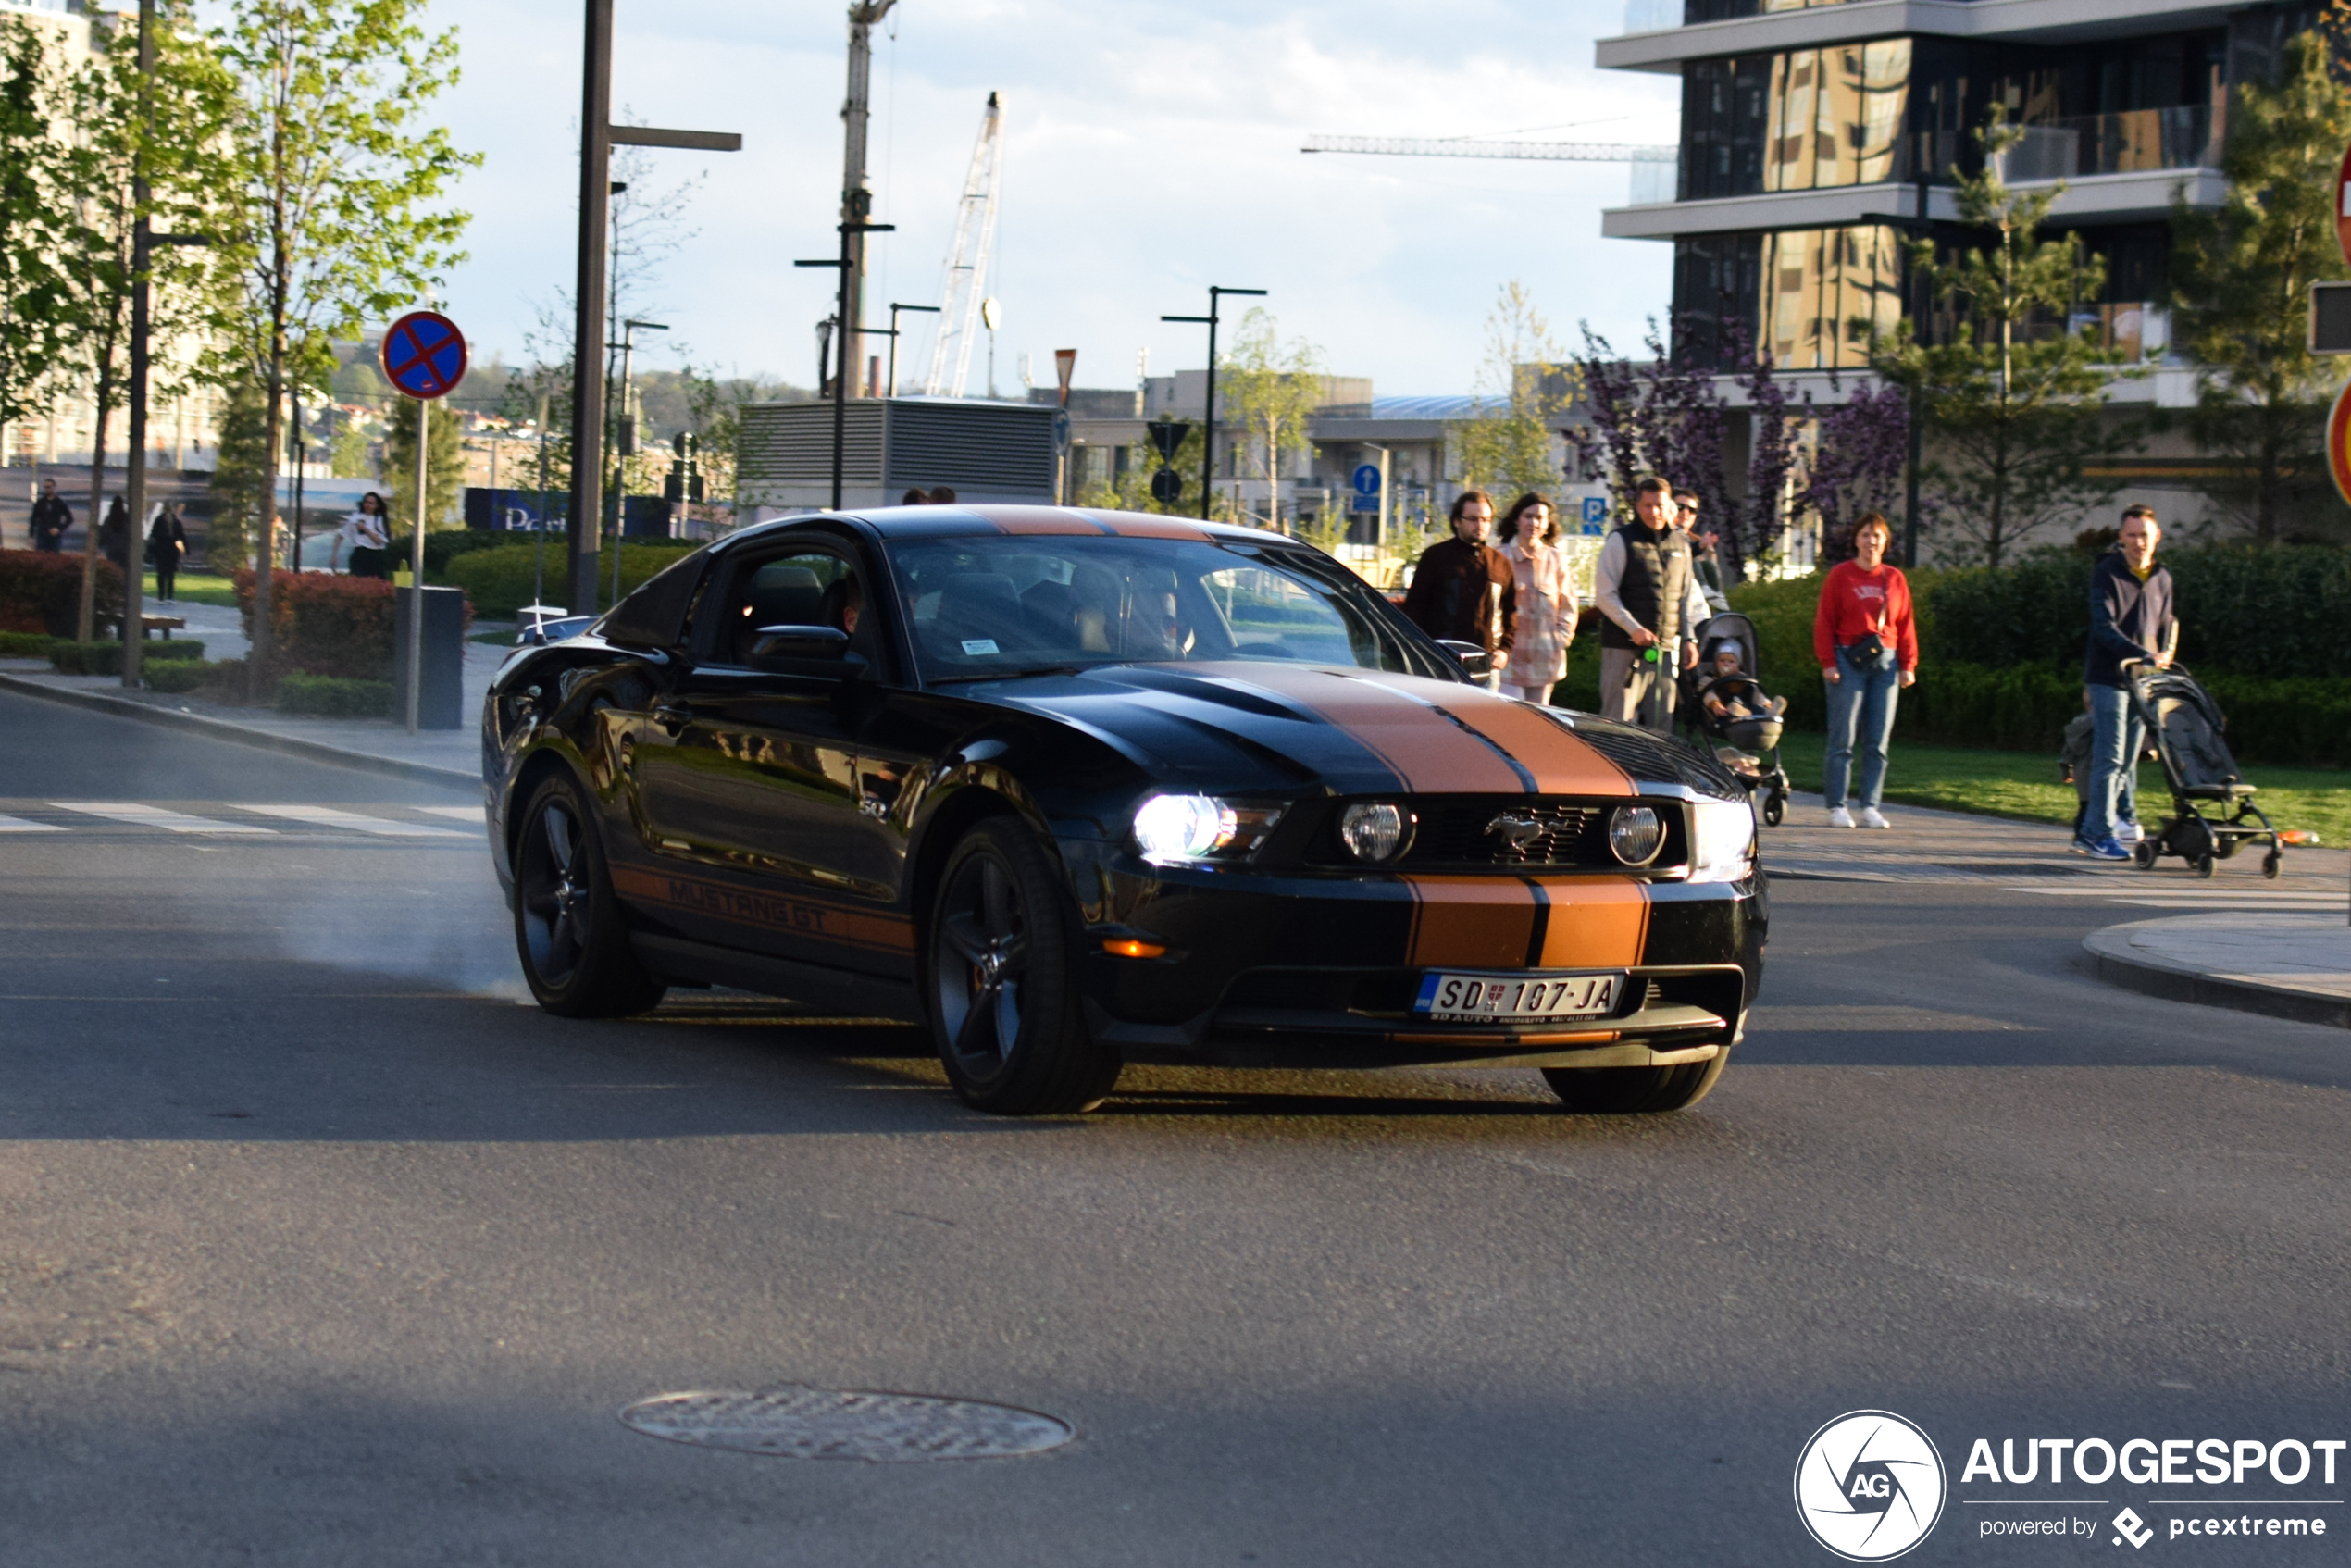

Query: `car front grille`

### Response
(1410, 798, 1603, 867)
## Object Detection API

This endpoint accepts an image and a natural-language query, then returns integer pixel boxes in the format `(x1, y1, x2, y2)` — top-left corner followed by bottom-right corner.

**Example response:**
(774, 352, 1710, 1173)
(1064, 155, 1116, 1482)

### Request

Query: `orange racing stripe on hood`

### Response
(1211, 666, 1529, 793)
(1535, 878, 1649, 970)
(1405, 687, 1638, 798)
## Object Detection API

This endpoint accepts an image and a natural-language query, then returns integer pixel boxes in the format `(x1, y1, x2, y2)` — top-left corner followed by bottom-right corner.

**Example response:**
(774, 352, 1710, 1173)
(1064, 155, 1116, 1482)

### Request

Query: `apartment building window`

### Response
(1681, 56, 1769, 199)
(1759, 225, 1902, 370)
(1673, 233, 1761, 369)
(1682, 42, 1908, 199)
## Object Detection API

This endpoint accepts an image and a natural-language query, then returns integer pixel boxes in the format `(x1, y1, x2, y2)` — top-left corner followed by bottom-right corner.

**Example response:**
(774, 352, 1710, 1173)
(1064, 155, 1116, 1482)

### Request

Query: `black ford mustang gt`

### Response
(479, 504, 1764, 1115)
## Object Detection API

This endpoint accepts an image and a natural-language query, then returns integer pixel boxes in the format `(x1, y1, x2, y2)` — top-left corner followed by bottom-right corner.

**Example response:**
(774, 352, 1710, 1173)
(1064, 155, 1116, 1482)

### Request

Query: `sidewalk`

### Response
(2084, 913, 2351, 1029)
(0, 620, 516, 787)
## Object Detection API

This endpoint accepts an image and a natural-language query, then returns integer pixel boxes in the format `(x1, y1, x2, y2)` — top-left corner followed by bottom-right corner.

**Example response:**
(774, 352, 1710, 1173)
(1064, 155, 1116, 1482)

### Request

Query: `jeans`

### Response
(1823, 645, 1900, 809)
(2082, 681, 2143, 845)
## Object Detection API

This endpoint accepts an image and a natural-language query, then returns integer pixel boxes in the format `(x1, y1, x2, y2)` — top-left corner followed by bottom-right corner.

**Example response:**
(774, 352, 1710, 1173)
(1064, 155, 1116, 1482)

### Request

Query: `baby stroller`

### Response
(2123, 661, 2282, 879)
(1678, 612, 1793, 827)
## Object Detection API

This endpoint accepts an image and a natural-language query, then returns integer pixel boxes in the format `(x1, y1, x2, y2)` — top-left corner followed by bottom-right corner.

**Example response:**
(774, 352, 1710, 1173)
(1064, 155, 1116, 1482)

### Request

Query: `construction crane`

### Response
(1300, 133, 1674, 164)
(923, 92, 1005, 400)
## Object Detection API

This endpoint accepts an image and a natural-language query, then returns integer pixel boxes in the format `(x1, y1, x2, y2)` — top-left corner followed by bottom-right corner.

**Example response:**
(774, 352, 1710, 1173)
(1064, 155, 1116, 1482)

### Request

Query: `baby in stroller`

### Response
(1681, 621, 1793, 825)
(1697, 644, 1787, 728)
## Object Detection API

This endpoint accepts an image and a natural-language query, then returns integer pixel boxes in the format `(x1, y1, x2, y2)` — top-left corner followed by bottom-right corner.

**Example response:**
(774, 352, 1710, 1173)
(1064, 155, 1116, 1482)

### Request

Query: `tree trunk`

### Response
(76, 367, 114, 642)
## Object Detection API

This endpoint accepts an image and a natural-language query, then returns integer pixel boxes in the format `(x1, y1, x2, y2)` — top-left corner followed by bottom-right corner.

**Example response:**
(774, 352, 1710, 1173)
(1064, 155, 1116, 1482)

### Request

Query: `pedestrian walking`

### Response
(30, 479, 70, 553)
(2077, 504, 2175, 860)
(1400, 490, 1514, 690)
(96, 495, 132, 575)
(333, 492, 391, 579)
(1811, 511, 1918, 828)
(1593, 476, 1708, 732)
(146, 503, 187, 602)
(1495, 492, 1575, 705)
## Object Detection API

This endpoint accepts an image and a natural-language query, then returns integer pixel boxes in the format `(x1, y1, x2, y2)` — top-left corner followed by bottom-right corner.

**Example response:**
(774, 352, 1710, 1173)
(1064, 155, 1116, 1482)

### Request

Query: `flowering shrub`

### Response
(233, 570, 399, 678)
(0, 549, 122, 636)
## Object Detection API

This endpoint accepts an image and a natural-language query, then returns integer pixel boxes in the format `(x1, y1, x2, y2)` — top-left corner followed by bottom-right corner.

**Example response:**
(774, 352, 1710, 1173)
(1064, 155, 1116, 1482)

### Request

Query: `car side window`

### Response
(703, 548, 872, 668)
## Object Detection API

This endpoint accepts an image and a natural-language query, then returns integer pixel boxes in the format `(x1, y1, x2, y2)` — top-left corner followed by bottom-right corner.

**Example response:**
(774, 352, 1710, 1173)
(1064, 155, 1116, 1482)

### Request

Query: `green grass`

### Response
(1771, 729, 2351, 844)
(142, 571, 239, 608)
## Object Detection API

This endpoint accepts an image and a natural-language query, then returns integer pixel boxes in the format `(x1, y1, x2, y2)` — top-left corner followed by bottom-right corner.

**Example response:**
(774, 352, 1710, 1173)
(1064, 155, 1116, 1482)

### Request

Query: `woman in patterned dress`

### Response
(1496, 492, 1575, 705)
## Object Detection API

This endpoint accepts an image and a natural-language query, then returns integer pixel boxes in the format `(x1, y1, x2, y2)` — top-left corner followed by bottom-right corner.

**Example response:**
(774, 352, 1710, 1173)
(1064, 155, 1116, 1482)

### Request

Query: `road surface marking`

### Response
(412, 805, 484, 821)
(0, 814, 65, 832)
(238, 804, 467, 838)
(48, 802, 274, 835)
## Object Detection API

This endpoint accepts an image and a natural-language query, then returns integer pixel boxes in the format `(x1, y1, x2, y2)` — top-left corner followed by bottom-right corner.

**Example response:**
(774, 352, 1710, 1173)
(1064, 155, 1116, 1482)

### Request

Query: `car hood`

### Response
(975, 662, 1739, 799)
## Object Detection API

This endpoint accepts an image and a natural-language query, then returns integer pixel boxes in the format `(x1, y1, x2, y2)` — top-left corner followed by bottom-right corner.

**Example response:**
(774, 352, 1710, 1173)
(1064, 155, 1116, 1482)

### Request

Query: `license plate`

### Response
(1413, 971, 1622, 1023)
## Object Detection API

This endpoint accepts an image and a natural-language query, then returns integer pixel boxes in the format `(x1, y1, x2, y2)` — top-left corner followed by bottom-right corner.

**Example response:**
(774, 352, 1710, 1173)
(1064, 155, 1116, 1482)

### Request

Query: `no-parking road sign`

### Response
(380, 310, 468, 400)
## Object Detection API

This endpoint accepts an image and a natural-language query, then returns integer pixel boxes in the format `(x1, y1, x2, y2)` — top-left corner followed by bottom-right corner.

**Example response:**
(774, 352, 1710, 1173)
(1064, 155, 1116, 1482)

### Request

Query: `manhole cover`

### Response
(619, 1385, 1074, 1462)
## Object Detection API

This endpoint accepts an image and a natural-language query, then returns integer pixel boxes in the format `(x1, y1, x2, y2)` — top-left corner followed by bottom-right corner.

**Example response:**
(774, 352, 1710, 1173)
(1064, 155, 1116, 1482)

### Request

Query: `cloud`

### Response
(420, 0, 1678, 395)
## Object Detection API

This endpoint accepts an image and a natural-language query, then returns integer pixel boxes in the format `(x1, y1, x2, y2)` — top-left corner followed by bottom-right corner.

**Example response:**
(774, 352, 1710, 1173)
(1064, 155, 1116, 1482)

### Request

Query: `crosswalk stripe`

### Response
(0, 814, 65, 832)
(238, 804, 466, 838)
(413, 805, 483, 821)
(48, 802, 275, 835)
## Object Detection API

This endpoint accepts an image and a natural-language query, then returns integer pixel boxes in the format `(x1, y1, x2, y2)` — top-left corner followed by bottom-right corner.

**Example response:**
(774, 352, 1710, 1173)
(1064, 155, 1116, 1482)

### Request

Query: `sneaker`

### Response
(2115, 821, 2144, 843)
(1858, 806, 1890, 829)
(1826, 806, 1855, 828)
(2071, 835, 2131, 862)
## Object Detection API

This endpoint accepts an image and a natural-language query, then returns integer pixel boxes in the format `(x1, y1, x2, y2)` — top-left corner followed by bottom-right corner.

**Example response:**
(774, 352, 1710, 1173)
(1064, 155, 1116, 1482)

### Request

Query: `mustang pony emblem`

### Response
(1484, 812, 1546, 858)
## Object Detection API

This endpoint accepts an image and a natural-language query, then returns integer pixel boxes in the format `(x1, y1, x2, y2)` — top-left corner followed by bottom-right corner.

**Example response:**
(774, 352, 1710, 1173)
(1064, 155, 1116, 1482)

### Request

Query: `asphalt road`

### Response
(3, 688, 2346, 1566)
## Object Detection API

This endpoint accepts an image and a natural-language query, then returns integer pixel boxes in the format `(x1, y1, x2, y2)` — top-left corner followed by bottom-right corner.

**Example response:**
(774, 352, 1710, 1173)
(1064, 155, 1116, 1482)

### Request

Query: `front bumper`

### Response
(1064, 844, 1763, 1068)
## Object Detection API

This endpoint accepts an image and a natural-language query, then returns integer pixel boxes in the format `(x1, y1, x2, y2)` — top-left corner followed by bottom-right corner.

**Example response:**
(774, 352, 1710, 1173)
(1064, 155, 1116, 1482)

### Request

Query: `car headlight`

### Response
(1338, 802, 1412, 863)
(1133, 793, 1238, 864)
(1687, 797, 1756, 884)
(1607, 803, 1664, 866)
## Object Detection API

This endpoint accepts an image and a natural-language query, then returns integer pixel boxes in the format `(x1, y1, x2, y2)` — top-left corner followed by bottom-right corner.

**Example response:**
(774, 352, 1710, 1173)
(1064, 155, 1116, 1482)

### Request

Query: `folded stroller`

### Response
(1678, 612, 1792, 827)
(2124, 662, 2281, 878)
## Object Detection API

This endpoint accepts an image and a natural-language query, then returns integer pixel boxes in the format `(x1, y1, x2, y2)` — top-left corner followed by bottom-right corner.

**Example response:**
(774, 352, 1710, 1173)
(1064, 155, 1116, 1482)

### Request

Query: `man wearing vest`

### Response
(1594, 475, 1710, 732)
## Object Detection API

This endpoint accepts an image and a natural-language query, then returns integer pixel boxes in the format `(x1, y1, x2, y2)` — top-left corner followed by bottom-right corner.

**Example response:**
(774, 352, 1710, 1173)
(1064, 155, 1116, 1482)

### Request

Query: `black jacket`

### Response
(1399, 535, 1515, 653)
(30, 494, 70, 548)
(2084, 551, 2175, 688)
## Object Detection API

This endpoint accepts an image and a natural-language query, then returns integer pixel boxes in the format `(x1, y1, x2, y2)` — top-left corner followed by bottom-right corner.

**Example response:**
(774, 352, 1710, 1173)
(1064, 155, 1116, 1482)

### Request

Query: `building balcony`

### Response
(1603, 162, 2220, 239)
(1600, 0, 2245, 74)
(1998, 105, 2213, 181)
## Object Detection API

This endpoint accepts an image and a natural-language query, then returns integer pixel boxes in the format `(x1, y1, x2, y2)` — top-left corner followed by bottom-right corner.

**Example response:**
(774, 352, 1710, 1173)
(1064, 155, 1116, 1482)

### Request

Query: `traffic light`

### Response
(663, 430, 705, 504)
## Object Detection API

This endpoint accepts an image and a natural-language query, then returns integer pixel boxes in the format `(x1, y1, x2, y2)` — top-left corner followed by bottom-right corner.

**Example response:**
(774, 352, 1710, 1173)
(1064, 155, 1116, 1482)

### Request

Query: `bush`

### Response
(275, 671, 393, 717)
(232, 569, 400, 679)
(1895, 661, 2081, 753)
(144, 659, 218, 694)
(48, 640, 124, 676)
(0, 548, 123, 637)
(385, 529, 518, 578)
(445, 540, 697, 617)
(199, 656, 262, 703)
(143, 639, 205, 661)
(0, 629, 54, 656)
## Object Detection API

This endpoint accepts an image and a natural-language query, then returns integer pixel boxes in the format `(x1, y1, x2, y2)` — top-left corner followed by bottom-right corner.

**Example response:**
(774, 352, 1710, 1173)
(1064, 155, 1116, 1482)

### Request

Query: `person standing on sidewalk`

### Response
(96, 495, 131, 574)
(30, 480, 70, 552)
(1812, 512, 1918, 828)
(2077, 504, 2175, 861)
(146, 503, 187, 601)
(1496, 492, 1574, 705)
(333, 492, 391, 579)
(1400, 490, 1514, 691)
(1594, 476, 1707, 732)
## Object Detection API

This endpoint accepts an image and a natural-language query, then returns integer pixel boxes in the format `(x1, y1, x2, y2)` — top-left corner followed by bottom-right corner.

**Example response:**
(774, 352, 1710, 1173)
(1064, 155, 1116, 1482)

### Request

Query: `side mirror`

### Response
(1436, 638, 1491, 678)
(750, 624, 863, 672)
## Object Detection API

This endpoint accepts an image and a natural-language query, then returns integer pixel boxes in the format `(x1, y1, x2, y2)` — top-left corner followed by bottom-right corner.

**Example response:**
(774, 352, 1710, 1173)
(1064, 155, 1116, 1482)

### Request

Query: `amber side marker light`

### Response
(1101, 939, 1167, 959)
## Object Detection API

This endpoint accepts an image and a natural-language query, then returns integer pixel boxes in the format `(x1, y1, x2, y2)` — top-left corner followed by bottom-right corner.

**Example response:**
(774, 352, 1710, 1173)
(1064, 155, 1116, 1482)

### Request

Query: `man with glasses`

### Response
(1399, 489, 1514, 691)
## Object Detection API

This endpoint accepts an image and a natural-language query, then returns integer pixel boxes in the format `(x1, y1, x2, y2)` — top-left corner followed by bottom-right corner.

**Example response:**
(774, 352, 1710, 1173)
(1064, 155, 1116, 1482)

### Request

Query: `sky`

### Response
(412, 0, 1681, 400)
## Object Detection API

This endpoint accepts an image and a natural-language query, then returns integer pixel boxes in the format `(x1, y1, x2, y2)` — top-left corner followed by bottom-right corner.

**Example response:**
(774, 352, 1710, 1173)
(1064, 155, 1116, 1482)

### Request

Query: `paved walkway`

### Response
(2084, 912, 2351, 1028)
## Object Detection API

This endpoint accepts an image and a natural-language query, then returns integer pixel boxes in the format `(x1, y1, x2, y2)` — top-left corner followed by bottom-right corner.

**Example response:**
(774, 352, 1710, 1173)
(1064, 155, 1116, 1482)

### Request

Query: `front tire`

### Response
(1542, 1051, 1729, 1114)
(512, 771, 667, 1017)
(927, 818, 1122, 1115)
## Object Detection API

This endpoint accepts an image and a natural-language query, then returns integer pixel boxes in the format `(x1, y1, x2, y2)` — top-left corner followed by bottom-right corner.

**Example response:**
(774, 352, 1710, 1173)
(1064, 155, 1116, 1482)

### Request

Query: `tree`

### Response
(51, 5, 238, 638)
(213, 0, 475, 680)
(1218, 307, 1324, 533)
(0, 18, 68, 442)
(1084, 421, 1206, 516)
(1873, 115, 2133, 566)
(2170, 30, 2351, 541)
(1792, 379, 1911, 561)
(1449, 281, 1579, 502)
(381, 392, 463, 537)
(206, 370, 270, 569)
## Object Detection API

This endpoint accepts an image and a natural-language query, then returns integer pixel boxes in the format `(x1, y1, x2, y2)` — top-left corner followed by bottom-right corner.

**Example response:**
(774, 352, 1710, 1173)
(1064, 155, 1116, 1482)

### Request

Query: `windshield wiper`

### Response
(927, 664, 1093, 684)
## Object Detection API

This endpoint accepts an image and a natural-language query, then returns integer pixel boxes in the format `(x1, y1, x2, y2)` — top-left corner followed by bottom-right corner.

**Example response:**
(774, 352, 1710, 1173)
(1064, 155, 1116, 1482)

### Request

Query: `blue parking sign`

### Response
(1580, 495, 1608, 535)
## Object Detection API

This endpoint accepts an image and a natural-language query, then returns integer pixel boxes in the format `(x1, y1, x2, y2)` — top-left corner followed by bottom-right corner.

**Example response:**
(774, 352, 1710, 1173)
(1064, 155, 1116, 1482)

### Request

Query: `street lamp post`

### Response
(889, 302, 939, 397)
(797, 218, 896, 511)
(1161, 285, 1265, 522)
(607, 318, 665, 607)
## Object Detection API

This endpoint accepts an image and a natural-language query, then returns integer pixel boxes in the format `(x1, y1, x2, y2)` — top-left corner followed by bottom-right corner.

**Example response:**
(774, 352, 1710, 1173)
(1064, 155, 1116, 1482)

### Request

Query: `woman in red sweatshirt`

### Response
(1811, 513, 1919, 828)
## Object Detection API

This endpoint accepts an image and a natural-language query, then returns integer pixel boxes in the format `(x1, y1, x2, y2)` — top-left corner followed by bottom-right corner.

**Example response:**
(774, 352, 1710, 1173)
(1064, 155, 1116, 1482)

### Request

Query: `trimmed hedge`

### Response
(444, 540, 697, 617)
(232, 570, 402, 679)
(275, 672, 392, 717)
(49, 640, 124, 676)
(144, 639, 205, 661)
(0, 549, 122, 637)
(385, 529, 519, 578)
(0, 629, 53, 656)
(144, 659, 218, 694)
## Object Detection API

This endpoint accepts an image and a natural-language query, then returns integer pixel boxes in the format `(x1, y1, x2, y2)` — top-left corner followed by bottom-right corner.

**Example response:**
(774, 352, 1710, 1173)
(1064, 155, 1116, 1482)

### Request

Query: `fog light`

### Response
(1339, 802, 1411, 863)
(1609, 804, 1664, 866)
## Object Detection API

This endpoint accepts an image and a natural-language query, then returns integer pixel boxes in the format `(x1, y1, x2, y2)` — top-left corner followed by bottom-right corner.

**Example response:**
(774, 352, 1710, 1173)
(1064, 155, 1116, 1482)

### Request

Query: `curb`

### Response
(2083, 920, 2351, 1031)
(0, 672, 478, 790)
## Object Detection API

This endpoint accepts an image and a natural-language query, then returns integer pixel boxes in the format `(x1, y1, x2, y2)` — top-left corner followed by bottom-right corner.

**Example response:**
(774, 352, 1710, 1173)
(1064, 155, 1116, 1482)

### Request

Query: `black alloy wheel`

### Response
(1542, 1052, 1729, 1114)
(927, 819, 1121, 1115)
(512, 772, 667, 1017)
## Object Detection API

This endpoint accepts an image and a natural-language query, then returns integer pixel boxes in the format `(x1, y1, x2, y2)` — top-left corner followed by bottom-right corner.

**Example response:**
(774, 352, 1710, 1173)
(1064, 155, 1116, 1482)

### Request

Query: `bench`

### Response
(140, 615, 187, 641)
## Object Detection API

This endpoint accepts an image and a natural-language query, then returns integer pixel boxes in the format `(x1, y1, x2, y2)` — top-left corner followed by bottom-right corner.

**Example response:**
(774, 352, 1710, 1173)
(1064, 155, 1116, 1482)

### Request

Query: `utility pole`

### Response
(1162, 285, 1265, 522)
(840, 2, 898, 399)
(1903, 169, 1929, 570)
(607, 318, 665, 606)
(568, 0, 738, 614)
(888, 302, 938, 396)
(797, 222, 894, 510)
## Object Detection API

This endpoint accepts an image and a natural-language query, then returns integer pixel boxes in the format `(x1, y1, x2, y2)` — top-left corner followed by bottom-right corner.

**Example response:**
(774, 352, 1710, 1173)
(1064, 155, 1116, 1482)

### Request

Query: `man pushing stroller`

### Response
(2076, 505, 2175, 861)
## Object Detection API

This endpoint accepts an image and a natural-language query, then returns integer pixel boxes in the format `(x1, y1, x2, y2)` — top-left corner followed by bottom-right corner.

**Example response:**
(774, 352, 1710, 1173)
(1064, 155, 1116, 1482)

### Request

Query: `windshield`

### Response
(886, 535, 1440, 681)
